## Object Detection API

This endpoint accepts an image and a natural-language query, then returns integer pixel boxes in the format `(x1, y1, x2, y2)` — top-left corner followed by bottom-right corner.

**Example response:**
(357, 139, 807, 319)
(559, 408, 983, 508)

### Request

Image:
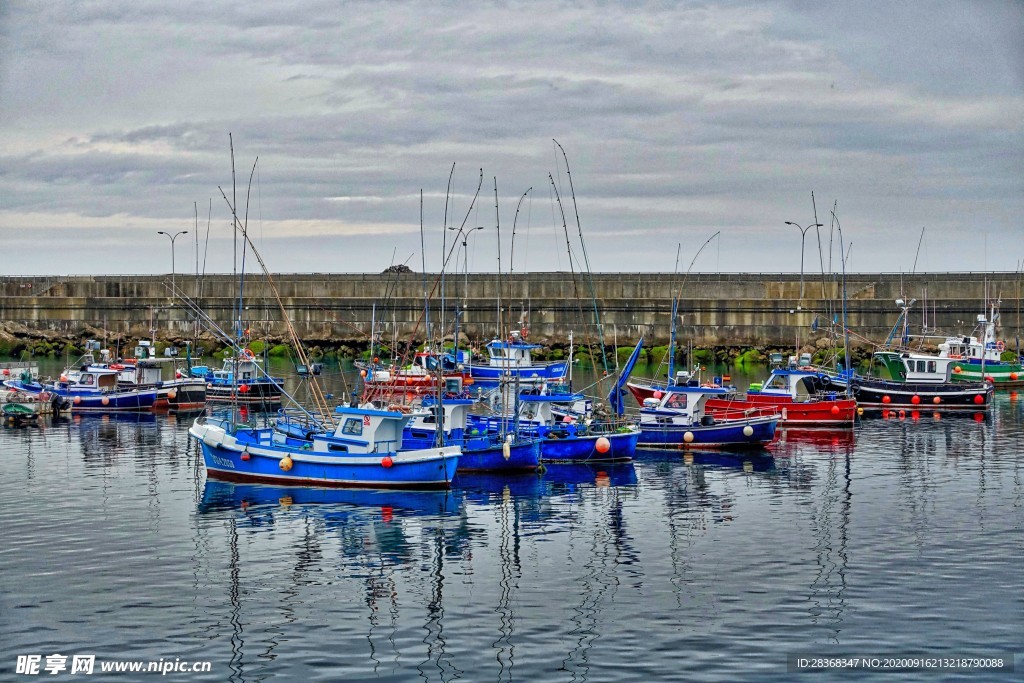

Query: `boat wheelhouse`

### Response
(465, 330, 569, 384)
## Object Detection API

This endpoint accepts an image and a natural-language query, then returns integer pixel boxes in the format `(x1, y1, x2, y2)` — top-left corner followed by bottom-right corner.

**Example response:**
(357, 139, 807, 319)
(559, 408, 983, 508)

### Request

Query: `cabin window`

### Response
(928, 361, 936, 373)
(328, 444, 348, 452)
(242, 371, 252, 380)
(341, 418, 363, 436)
(81, 374, 94, 385)
(665, 394, 687, 409)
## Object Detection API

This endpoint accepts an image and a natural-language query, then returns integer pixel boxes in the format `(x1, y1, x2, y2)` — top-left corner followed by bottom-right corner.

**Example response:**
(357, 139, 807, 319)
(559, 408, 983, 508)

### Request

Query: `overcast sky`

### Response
(1, 1, 1022, 277)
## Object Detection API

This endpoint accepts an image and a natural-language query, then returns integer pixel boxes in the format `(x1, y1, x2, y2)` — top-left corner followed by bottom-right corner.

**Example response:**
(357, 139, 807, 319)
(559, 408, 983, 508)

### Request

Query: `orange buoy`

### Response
(381, 456, 394, 468)
(73, 396, 82, 405)
(167, 390, 177, 400)
(239, 384, 250, 394)
(1010, 372, 1019, 381)
(830, 405, 840, 415)
(240, 451, 250, 461)
(911, 395, 920, 405)
(882, 395, 891, 404)
(101, 396, 110, 406)
(279, 456, 293, 471)
(360, 369, 367, 378)
(985, 375, 995, 383)
(973, 394, 984, 405)
(653, 390, 663, 399)
(953, 366, 962, 374)
(933, 396, 941, 404)
(595, 436, 611, 453)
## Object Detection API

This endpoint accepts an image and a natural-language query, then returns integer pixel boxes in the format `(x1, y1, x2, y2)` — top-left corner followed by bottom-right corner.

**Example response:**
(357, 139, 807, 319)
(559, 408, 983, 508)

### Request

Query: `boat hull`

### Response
(845, 378, 992, 410)
(191, 421, 460, 489)
(705, 395, 857, 427)
(468, 361, 569, 383)
(948, 361, 1024, 387)
(402, 433, 542, 472)
(539, 429, 639, 463)
(205, 380, 283, 404)
(638, 416, 777, 449)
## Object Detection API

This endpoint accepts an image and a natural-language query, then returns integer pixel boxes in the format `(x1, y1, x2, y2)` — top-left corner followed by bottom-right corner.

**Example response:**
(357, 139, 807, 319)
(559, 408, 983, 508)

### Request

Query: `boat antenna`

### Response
(553, 139, 608, 375)
(509, 187, 531, 277)
(832, 210, 852, 392)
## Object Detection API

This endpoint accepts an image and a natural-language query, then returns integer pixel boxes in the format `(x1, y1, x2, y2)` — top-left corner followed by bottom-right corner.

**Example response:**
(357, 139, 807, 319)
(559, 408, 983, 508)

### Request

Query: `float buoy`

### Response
(911, 395, 920, 405)
(933, 396, 941, 404)
(973, 394, 984, 405)
(240, 452, 250, 461)
(279, 456, 293, 471)
(683, 431, 694, 443)
(381, 456, 393, 468)
(595, 436, 611, 453)
(742, 425, 754, 437)
(830, 405, 840, 415)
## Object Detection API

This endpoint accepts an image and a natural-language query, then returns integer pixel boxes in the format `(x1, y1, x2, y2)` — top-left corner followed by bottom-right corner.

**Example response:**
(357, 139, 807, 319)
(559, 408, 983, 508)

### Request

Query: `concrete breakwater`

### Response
(1, 272, 1021, 354)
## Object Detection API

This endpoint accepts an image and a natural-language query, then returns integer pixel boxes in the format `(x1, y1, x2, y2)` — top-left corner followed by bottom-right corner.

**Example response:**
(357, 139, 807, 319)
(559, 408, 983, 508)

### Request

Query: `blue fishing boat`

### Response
(637, 384, 778, 449)
(401, 397, 542, 472)
(189, 350, 284, 405)
(6, 366, 157, 412)
(190, 405, 461, 489)
(464, 330, 569, 384)
(469, 382, 639, 463)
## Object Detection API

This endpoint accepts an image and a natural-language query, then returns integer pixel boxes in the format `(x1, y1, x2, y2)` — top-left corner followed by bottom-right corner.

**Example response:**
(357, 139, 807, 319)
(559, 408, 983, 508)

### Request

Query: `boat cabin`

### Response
(748, 368, 834, 399)
(873, 351, 956, 384)
(321, 405, 415, 454)
(61, 367, 121, 393)
(485, 331, 542, 368)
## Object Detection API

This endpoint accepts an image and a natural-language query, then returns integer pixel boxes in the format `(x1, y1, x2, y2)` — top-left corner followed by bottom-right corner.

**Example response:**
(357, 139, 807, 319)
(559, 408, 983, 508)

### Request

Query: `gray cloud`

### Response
(0, 0, 1021, 276)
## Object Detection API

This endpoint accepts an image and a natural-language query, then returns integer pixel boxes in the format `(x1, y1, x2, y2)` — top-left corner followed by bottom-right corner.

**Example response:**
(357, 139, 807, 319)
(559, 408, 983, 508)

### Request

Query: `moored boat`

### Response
(190, 350, 284, 405)
(703, 366, 856, 427)
(637, 384, 778, 449)
(938, 303, 1024, 387)
(828, 351, 992, 411)
(191, 405, 460, 489)
(464, 330, 569, 384)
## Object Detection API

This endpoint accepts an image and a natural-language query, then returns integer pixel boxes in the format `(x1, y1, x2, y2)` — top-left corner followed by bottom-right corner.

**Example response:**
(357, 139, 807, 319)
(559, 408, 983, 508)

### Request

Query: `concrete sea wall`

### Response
(1, 272, 1021, 349)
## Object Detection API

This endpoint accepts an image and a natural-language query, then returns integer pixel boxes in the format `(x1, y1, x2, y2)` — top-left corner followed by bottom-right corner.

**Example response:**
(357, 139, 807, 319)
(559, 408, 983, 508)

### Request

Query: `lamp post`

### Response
(157, 230, 188, 298)
(784, 221, 822, 301)
(462, 226, 485, 306)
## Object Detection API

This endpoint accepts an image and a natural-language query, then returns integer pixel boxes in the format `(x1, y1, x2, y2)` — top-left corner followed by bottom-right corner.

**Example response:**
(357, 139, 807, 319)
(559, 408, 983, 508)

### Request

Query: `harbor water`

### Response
(1, 361, 1022, 680)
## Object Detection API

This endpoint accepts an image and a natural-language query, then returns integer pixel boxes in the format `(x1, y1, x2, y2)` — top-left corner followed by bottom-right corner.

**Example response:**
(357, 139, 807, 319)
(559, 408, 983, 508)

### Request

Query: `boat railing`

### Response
(706, 403, 781, 421)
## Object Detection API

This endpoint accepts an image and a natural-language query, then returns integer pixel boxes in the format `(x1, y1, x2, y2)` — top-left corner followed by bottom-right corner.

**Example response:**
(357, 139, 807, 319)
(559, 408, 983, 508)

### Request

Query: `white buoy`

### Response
(742, 425, 754, 437)
(683, 431, 694, 443)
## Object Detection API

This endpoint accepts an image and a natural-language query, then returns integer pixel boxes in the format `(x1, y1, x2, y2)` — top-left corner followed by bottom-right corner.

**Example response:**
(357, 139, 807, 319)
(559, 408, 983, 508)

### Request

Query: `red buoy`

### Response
(381, 456, 393, 468)
(933, 396, 941, 404)
(882, 395, 891, 404)
(911, 395, 920, 405)
(830, 405, 840, 415)
(973, 394, 984, 405)
(239, 384, 251, 394)
(595, 436, 611, 453)
(240, 452, 251, 461)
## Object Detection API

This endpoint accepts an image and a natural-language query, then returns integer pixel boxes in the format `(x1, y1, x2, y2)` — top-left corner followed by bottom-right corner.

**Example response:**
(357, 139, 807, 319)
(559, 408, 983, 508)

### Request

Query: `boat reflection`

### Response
(199, 479, 463, 518)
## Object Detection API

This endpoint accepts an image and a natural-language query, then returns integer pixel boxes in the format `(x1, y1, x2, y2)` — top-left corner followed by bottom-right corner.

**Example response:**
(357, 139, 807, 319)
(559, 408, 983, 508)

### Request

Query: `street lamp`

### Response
(157, 230, 189, 297)
(784, 221, 822, 301)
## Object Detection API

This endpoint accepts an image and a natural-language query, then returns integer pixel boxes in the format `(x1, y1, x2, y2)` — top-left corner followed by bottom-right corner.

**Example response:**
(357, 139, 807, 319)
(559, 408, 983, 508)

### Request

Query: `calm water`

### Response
(1, 361, 1022, 681)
